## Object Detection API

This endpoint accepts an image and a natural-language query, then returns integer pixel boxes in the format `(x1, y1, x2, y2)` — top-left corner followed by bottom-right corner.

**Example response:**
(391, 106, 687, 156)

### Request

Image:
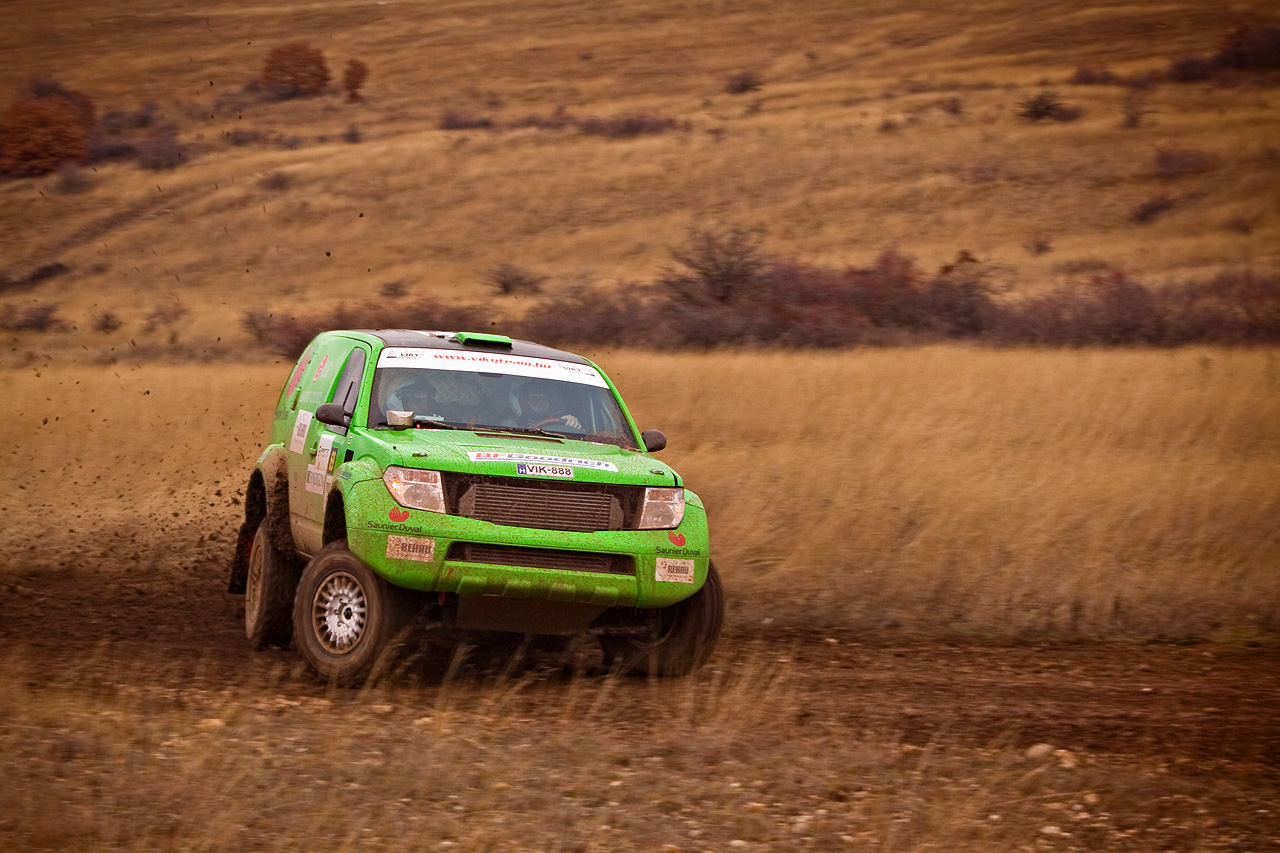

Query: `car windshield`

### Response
(367, 348, 638, 449)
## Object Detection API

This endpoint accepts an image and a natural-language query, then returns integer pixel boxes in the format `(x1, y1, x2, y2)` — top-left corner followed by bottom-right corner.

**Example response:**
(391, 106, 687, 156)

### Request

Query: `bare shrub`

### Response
(507, 108, 575, 131)
(1154, 147, 1213, 179)
(1069, 64, 1117, 85)
(1131, 194, 1176, 224)
(243, 299, 490, 357)
(724, 71, 762, 94)
(341, 59, 369, 102)
(0, 96, 89, 176)
(257, 171, 291, 191)
(662, 227, 769, 307)
(135, 126, 186, 170)
(1017, 91, 1081, 122)
(85, 133, 137, 163)
(92, 312, 122, 333)
(1160, 271, 1280, 344)
(1168, 54, 1215, 82)
(577, 112, 679, 138)
(0, 303, 65, 332)
(438, 110, 493, 131)
(1215, 22, 1280, 72)
(260, 43, 331, 100)
(519, 284, 653, 347)
(485, 263, 546, 296)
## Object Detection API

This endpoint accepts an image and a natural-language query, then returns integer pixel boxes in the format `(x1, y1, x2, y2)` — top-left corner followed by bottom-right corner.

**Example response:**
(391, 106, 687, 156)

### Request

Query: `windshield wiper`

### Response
(479, 425, 560, 438)
(413, 417, 464, 429)
(373, 418, 464, 430)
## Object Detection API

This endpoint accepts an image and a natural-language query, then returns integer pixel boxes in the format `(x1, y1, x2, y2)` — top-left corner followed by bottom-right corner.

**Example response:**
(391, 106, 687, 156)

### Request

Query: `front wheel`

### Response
(600, 561, 724, 677)
(293, 540, 405, 685)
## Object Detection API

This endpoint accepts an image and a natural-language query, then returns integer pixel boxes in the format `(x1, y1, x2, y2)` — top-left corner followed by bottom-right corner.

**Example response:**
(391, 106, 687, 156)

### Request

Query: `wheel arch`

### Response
(228, 449, 291, 593)
(323, 488, 348, 546)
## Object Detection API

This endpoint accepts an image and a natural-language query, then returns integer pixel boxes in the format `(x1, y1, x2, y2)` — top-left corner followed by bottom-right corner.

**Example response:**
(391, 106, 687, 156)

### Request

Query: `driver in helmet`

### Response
(514, 381, 581, 430)
(386, 376, 439, 419)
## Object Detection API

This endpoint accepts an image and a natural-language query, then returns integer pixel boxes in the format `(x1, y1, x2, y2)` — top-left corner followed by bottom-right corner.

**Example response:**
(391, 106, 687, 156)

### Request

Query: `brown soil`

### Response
(5, 559, 1277, 771)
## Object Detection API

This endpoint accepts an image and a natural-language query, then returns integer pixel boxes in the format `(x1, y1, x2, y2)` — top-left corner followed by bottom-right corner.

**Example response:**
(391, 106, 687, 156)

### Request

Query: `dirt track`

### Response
(5, 556, 1278, 771)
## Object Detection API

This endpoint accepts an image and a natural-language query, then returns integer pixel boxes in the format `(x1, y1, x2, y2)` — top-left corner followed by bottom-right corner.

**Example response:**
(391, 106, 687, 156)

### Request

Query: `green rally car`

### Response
(229, 329, 723, 683)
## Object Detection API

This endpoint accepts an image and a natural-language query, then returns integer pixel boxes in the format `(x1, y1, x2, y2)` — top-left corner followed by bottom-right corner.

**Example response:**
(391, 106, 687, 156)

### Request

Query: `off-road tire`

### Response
(601, 561, 724, 677)
(244, 521, 300, 649)
(293, 540, 407, 686)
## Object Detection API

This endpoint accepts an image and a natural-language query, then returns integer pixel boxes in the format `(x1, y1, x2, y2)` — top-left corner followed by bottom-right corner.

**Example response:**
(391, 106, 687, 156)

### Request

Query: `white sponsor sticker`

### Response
(377, 348, 608, 387)
(517, 463, 573, 479)
(289, 410, 314, 454)
(467, 451, 618, 471)
(655, 558, 695, 583)
(306, 434, 338, 493)
(386, 535, 436, 563)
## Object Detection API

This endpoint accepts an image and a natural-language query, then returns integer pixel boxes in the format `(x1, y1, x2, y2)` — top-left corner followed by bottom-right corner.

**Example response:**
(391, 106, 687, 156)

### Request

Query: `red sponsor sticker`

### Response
(668, 531, 686, 546)
(312, 355, 328, 382)
(388, 507, 410, 522)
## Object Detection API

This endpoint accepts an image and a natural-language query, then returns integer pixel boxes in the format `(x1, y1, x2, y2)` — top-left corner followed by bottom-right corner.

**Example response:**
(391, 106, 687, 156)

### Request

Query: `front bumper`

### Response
(343, 478, 710, 609)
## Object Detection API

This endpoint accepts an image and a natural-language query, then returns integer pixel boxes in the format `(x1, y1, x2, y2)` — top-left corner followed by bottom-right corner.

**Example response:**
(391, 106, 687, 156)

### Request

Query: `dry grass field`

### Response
(1, 0, 1279, 356)
(4, 1, 1280, 850)
(5, 348, 1277, 639)
(3, 349, 1279, 850)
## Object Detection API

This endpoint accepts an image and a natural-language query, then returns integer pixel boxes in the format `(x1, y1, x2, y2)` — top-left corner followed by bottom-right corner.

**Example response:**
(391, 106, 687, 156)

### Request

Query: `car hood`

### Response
(356, 428, 680, 487)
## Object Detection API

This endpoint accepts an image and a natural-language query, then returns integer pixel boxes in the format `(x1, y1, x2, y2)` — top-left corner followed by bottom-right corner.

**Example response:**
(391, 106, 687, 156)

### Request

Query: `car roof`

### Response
(356, 329, 592, 365)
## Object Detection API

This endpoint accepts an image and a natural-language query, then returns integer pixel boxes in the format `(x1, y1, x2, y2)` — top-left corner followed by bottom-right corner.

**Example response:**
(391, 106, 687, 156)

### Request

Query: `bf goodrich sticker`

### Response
(467, 451, 618, 471)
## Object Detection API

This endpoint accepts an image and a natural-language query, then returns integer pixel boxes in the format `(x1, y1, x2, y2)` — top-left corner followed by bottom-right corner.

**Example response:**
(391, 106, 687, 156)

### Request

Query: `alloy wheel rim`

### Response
(312, 571, 367, 655)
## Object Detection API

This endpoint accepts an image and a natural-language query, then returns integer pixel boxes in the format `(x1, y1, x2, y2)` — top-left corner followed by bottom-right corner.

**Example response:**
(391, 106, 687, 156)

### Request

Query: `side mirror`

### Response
(641, 429, 666, 453)
(315, 402, 349, 427)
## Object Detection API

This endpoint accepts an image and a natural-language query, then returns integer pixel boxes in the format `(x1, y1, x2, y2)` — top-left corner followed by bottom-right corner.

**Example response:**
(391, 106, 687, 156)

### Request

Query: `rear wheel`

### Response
(244, 521, 299, 649)
(293, 540, 406, 685)
(601, 562, 724, 676)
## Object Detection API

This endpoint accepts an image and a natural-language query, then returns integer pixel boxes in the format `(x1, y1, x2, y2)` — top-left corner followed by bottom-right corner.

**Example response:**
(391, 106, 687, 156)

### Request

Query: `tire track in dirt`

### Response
(5, 554, 1278, 772)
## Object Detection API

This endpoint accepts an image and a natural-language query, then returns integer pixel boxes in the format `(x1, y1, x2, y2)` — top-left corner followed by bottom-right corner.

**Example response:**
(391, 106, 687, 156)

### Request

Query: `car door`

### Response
(286, 336, 370, 556)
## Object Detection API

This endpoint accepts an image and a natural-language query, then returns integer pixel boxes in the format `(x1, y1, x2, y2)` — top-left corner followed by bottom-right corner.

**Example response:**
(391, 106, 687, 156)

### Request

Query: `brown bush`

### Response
(342, 59, 368, 102)
(577, 112, 680, 138)
(0, 97, 89, 176)
(1069, 64, 1117, 85)
(725, 71, 762, 94)
(135, 126, 186, 170)
(1132, 194, 1176, 224)
(260, 43, 330, 100)
(1017, 91, 1082, 122)
(1215, 22, 1280, 72)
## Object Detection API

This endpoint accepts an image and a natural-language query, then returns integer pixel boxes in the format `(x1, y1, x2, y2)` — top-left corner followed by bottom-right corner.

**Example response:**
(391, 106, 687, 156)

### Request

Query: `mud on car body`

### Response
(229, 330, 723, 683)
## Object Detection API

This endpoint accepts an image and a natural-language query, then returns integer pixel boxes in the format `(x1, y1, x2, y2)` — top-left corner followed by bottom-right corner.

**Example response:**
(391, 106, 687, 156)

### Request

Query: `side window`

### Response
(325, 347, 368, 436)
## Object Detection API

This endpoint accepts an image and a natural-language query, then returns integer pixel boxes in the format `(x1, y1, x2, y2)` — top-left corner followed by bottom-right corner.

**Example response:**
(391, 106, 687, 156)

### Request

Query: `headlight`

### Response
(383, 467, 446, 513)
(637, 487, 685, 530)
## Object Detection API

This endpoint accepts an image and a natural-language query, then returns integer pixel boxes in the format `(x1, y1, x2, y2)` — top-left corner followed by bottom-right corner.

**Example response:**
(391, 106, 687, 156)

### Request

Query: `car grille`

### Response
(446, 543, 635, 575)
(443, 474, 642, 532)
